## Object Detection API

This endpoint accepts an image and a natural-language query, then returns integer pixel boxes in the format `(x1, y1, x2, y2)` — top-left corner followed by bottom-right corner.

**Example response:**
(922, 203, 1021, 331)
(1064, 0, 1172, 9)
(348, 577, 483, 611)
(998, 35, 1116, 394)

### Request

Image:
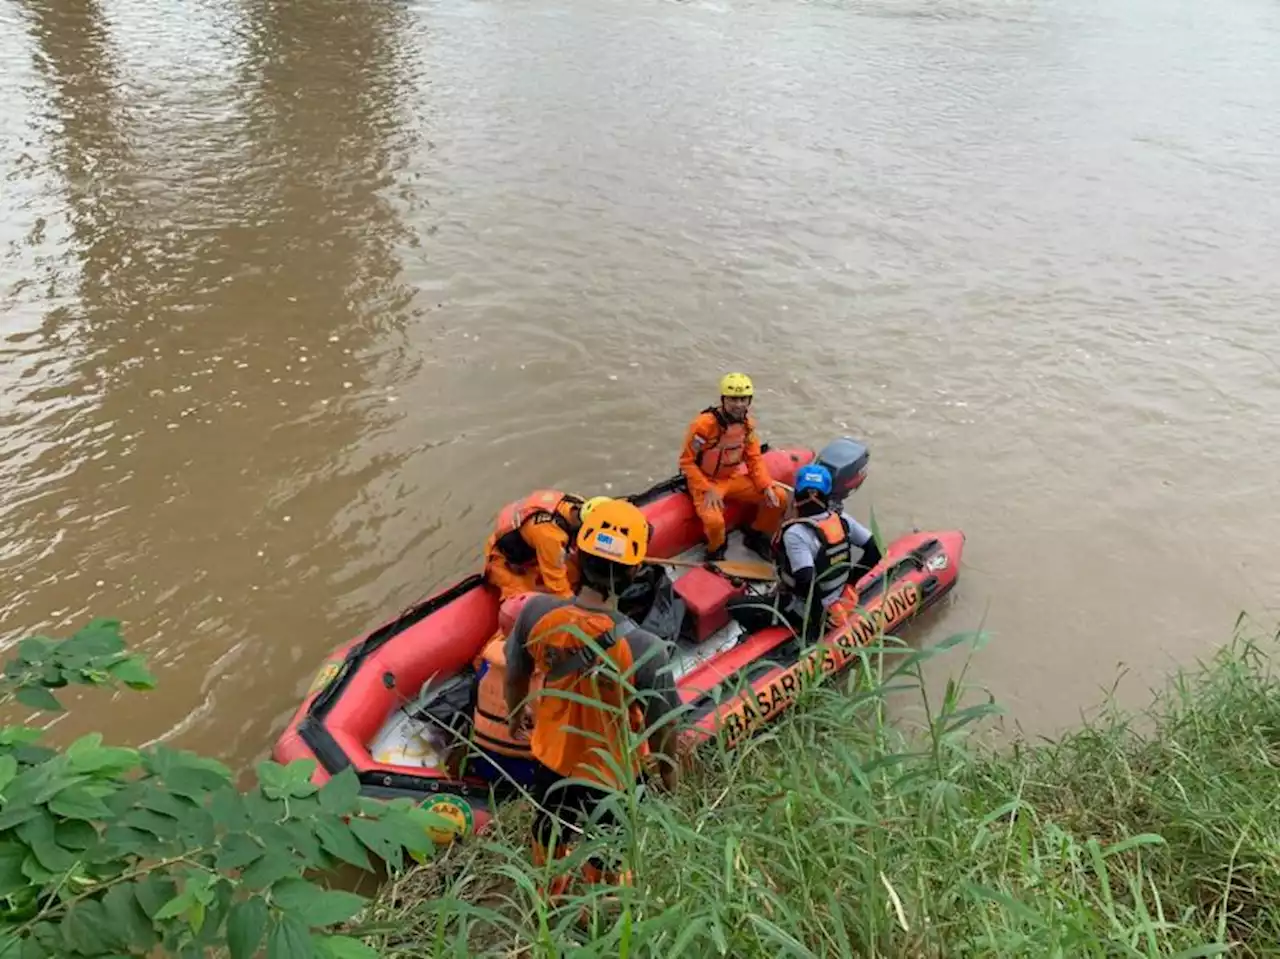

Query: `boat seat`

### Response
(674, 566, 748, 642)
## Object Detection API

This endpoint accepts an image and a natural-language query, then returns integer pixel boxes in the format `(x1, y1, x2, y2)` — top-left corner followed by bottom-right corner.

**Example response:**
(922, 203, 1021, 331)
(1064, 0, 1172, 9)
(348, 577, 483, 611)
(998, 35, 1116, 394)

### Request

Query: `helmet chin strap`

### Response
(581, 561, 625, 608)
(579, 585, 616, 610)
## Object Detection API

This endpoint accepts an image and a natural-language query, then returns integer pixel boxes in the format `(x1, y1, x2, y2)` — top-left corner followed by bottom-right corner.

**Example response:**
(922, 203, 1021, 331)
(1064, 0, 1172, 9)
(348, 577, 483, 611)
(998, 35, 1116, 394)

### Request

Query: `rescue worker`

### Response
(726, 463, 881, 643)
(471, 498, 614, 786)
(678, 372, 789, 562)
(482, 489, 589, 601)
(468, 591, 541, 790)
(502, 498, 682, 898)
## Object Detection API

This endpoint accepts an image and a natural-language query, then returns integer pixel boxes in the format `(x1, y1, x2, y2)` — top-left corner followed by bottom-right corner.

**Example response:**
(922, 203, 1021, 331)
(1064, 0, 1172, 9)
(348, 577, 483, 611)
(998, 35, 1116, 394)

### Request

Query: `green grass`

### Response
(355, 618, 1280, 958)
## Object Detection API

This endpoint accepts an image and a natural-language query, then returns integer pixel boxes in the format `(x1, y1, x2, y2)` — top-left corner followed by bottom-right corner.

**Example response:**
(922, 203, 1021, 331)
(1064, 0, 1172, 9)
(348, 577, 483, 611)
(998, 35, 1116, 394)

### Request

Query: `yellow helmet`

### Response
(580, 495, 611, 519)
(719, 372, 754, 398)
(576, 499, 649, 567)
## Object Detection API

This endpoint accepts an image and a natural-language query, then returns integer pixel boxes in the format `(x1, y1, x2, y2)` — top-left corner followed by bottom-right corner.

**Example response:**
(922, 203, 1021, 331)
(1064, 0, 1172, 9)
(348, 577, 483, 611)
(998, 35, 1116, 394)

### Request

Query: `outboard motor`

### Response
(814, 437, 870, 508)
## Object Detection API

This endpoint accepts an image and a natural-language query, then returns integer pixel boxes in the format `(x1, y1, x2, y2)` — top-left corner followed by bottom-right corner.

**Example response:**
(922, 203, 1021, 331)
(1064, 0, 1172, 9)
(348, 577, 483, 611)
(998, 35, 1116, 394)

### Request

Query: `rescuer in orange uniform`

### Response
(471, 496, 614, 783)
(482, 489, 590, 601)
(468, 591, 543, 788)
(679, 372, 789, 561)
(502, 498, 682, 898)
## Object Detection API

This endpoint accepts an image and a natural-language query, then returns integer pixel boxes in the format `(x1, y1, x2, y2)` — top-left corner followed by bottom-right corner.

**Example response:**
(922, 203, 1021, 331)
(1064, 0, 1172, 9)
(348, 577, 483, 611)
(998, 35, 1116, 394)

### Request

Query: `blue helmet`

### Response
(794, 464, 833, 498)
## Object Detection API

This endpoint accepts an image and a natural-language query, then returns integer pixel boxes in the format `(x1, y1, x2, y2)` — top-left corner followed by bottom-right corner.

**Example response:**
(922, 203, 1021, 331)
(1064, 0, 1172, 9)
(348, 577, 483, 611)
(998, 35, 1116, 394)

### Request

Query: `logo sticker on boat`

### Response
(926, 553, 948, 571)
(421, 795, 474, 844)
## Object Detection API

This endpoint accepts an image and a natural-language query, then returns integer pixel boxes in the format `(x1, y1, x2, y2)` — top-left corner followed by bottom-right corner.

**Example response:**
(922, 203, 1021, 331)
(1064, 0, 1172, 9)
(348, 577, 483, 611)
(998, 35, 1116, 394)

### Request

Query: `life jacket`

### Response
(694, 408, 753, 480)
(490, 489, 578, 567)
(772, 511, 854, 605)
(471, 636, 540, 759)
(525, 604, 648, 788)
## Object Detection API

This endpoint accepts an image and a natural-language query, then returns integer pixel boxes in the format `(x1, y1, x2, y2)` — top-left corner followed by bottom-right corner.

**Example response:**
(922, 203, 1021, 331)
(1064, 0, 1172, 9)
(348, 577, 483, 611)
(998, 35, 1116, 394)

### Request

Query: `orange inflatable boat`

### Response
(272, 437, 965, 841)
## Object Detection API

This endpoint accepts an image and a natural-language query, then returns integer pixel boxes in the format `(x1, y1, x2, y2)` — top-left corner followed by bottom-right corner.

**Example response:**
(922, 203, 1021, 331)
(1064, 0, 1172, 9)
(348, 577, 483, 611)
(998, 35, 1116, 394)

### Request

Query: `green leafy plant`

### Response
(0, 618, 443, 958)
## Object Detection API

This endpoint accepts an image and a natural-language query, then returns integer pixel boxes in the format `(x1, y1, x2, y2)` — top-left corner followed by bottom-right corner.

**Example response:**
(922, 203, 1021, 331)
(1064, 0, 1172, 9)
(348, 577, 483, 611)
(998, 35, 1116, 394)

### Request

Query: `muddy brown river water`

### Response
(2, 0, 1279, 768)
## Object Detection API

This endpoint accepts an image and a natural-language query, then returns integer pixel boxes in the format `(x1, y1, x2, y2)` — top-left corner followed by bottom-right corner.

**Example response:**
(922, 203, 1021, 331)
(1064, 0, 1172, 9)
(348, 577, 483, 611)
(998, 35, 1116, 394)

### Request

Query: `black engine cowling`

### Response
(814, 436, 870, 506)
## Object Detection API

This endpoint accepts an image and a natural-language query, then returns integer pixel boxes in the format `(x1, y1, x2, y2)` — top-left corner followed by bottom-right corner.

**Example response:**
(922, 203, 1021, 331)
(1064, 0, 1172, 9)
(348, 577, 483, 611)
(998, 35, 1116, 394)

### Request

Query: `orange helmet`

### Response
(498, 591, 539, 634)
(576, 499, 649, 567)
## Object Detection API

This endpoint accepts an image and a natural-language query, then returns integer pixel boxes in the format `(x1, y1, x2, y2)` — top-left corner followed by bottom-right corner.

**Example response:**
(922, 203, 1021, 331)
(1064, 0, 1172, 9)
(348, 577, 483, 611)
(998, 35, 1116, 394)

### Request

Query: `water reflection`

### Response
(3, 0, 419, 765)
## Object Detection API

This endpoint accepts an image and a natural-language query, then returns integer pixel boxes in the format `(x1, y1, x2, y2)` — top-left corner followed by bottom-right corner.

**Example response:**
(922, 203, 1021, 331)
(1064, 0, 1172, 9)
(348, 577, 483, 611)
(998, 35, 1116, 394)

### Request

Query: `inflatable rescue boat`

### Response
(273, 436, 965, 841)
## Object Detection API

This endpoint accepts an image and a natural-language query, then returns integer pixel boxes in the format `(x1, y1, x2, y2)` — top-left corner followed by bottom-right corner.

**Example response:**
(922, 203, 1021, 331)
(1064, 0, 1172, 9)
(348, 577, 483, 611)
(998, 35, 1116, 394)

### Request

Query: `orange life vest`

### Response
(526, 604, 647, 788)
(471, 636, 540, 759)
(772, 511, 854, 600)
(695, 408, 752, 480)
(489, 489, 578, 566)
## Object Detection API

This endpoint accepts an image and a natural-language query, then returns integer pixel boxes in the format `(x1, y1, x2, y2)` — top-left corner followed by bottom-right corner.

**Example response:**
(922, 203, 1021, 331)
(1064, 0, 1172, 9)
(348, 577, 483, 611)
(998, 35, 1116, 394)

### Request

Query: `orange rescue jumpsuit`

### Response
(482, 490, 582, 601)
(678, 407, 788, 552)
(505, 595, 681, 896)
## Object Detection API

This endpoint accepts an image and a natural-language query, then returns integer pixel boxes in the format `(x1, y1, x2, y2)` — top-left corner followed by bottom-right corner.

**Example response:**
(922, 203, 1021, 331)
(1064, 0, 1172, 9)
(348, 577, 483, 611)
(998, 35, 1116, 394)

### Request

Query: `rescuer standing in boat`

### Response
(470, 498, 617, 782)
(502, 498, 682, 896)
(727, 463, 881, 642)
(679, 372, 790, 562)
(482, 489, 592, 601)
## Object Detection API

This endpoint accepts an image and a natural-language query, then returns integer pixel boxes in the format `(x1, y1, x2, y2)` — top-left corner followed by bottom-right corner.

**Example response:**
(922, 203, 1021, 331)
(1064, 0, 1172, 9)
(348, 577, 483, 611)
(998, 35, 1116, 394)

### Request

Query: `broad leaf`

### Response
(217, 834, 266, 871)
(61, 900, 111, 955)
(137, 787, 194, 819)
(133, 874, 178, 918)
(49, 784, 113, 820)
(165, 766, 228, 802)
(272, 879, 366, 928)
(54, 819, 98, 852)
(155, 888, 197, 921)
(227, 898, 269, 959)
(315, 934, 380, 959)
(144, 744, 230, 782)
(123, 808, 182, 842)
(0, 843, 28, 898)
(62, 619, 125, 658)
(0, 755, 18, 792)
(14, 686, 62, 714)
(268, 915, 316, 959)
(279, 820, 324, 865)
(0, 725, 44, 748)
(211, 788, 250, 830)
(16, 812, 77, 872)
(240, 849, 302, 891)
(349, 817, 405, 871)
(15, 638, 50, 664)
(314, 819, 371, 871)
(102, 883, 159, 951)
(257, 762, 292, 800)
(66, 734, 139, 776)
(258, 760, 318, 801)
(316, 768, 360, 815)
(0, 802, 39, 832)
(106, 656, 157, 690)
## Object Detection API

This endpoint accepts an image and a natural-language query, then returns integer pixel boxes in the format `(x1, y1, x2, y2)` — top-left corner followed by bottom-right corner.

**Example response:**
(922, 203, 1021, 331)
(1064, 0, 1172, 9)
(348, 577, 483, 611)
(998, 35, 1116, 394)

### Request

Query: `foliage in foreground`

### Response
(0, 619, 445, 958)
(363, 620, 1280, 958)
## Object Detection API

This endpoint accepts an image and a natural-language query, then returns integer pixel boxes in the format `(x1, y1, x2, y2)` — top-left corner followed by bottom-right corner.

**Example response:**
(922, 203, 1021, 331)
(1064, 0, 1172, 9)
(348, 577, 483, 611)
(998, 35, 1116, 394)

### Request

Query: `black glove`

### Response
(852, 538, 882, 581)
(791, 565, 816, 601)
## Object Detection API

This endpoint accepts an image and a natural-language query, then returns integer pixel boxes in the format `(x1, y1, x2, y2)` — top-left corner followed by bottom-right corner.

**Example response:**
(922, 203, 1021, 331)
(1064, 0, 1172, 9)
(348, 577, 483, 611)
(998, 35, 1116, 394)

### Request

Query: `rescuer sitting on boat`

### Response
(483, 489, 599, 601)
(502, 498, 682, 898)
(726, 463, 881, 642)
(678, 372, 790, 562)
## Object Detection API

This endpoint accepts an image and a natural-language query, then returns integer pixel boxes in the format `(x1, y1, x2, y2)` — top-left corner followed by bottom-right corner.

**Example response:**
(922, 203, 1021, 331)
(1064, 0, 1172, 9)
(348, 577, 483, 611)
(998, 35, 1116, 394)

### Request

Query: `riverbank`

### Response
(357, 621, 1279, 957)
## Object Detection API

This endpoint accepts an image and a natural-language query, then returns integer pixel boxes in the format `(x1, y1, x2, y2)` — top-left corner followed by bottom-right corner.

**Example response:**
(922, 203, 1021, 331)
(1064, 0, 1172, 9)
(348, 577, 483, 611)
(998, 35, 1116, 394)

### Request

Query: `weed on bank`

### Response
(363, 624, 1280, 958)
